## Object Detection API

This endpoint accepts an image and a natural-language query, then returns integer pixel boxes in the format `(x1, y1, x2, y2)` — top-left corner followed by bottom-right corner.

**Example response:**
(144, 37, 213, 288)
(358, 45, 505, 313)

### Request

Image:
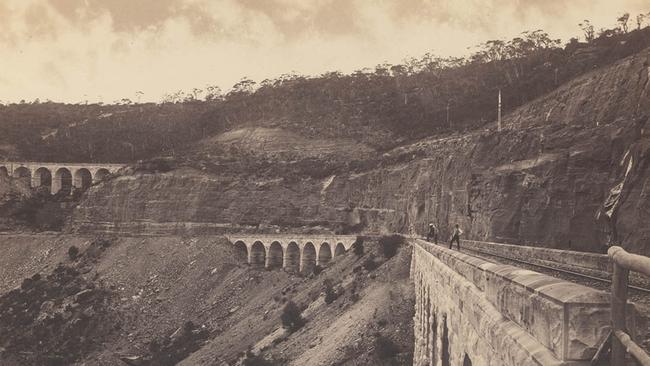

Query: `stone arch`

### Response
(317, 242, 332, 266)
(53, 168, 72, 195)
(442, 314, 450, 366)
(250, 241, 266, 268)
(334, 242, 346, 256)
(463, 354, 472, 366)
(266, 241, 283, 269)
(284, 242, 300, 272)
(94, 168, 110, 183)
(234, 241, 248, 262)
(425, 289, 431, 358)
(430, 302, 438, 362)
(301, 242, 316, 274)
(0, 166, 7, 177)
(13, 167, 31, 188)
(74, 168, 92, 190)
(33, 167, 52, 190)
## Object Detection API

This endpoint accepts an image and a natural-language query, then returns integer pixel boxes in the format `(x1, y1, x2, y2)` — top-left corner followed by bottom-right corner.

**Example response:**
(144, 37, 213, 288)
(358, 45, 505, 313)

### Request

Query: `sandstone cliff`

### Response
(72, 48, 650, 255)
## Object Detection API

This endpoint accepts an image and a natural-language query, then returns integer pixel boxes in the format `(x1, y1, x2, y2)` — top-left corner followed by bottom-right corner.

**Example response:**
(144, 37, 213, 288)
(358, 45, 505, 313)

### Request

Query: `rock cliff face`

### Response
(72, 168, 339, 234)
(320, 123, 643, 252)
(72, 48, 650, 255)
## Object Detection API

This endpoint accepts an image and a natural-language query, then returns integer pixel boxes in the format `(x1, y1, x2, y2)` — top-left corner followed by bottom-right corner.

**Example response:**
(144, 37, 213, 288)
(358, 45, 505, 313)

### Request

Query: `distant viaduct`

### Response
(0, 162, 124, 195)
(227, 235, 357, 273)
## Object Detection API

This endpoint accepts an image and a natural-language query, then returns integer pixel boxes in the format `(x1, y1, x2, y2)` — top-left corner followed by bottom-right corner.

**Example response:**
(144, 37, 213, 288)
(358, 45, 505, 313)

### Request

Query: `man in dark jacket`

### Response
(426, 223, 438, 243)
(449, 224, 463, 250)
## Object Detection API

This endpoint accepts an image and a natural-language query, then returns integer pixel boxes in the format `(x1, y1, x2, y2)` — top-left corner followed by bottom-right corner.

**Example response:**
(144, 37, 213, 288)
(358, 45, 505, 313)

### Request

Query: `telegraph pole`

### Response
(446, 100, 451, 129)
(497, 89, 502, 132)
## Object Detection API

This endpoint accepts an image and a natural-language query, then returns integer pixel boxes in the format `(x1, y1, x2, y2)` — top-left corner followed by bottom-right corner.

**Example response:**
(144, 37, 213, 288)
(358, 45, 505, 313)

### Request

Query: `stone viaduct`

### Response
(410, 238, 641, 366)
(227, 234, 357, 273)
(0, 161, 123, 195)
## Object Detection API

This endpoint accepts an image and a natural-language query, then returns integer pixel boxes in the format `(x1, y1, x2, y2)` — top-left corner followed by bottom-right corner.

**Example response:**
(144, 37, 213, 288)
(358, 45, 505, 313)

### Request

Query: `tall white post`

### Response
(498, 89, 502, 132)
(446, 100, 450, 129)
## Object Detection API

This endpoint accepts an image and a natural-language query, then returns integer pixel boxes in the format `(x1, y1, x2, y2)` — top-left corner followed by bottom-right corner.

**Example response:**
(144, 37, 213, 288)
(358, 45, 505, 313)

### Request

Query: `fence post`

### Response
(611, 262, 630, 365)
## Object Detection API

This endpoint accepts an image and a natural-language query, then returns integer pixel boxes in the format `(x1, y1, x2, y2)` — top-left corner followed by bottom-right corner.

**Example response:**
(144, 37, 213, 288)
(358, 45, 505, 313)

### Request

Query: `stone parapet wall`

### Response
(461, 239, 648, 288)
(463, 239, 610, 274)
(412, 239, 616, 365)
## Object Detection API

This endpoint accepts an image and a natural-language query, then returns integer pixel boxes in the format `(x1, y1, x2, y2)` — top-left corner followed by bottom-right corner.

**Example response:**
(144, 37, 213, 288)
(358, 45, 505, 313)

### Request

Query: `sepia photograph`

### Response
(1, 0, 650, 365)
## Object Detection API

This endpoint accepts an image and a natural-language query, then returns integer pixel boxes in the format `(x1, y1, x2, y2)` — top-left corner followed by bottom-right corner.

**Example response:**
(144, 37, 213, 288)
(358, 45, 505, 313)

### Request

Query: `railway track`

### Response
(450, 247, 650, 305)
(462, 246, 650, 295)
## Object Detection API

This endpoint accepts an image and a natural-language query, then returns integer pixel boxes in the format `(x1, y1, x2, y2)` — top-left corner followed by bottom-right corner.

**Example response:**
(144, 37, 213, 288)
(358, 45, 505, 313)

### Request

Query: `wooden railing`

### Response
(608, 246, 650, 366)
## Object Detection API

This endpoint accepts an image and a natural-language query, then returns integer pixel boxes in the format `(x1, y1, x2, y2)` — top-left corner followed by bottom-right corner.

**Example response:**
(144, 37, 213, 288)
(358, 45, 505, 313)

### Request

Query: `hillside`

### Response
(0, 234, 414, 366)
(66, 44, 650, 256)
(1, 27, 649, 164)
(2, 23, 650, 257)
(3, 30, 650, 239)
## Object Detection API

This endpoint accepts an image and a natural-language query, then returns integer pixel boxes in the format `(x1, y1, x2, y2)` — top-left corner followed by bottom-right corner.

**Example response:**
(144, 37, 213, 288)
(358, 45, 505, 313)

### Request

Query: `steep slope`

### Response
(2, 28, 649, 164)
(71, 168, 333, 234)
(0, 234, 414, 366)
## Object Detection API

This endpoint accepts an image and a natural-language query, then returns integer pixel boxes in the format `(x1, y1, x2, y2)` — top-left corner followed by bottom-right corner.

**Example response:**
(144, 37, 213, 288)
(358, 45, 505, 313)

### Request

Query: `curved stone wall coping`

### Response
(227, 235, 358, 245)
(0, 161, 125, 169)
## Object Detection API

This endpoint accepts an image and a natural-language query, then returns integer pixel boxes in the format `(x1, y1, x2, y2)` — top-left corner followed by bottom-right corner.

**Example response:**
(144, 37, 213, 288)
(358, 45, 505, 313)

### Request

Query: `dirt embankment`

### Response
(0, 234, 414, 366)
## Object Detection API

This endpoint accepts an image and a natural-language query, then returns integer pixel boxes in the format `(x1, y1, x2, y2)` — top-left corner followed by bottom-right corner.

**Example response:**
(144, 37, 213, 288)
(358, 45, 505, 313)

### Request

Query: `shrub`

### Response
(68, 246, 79, 261)
(362, 256, 379, 271)
(313, 265, 323, 276)
(352, 236, 364, 257)
(378, 235, 405, 259)
(323, 279, 339, 304)
(374, 333, 400, 361)
(350, 292, 360, 303)
(280, 301, 305, 332)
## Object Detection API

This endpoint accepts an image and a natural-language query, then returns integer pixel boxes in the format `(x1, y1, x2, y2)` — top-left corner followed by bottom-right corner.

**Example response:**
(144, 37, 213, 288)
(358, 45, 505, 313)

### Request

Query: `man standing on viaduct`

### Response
(426, 223, 438, 243)
(449, 224, 462, 250)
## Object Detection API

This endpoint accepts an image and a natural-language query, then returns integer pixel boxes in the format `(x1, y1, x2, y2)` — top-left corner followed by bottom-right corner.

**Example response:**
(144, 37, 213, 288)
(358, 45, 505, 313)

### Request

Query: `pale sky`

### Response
(1, 0, 648, 103)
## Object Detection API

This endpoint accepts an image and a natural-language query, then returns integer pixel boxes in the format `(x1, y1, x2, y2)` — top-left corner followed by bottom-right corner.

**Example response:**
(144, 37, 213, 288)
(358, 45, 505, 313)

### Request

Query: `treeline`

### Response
(1, 18, 650, 163)
(0, 103, 212, 163)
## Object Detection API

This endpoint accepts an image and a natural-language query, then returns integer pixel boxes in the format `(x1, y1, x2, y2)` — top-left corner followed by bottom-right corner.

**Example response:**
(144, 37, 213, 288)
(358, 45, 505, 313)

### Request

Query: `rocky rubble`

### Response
(0, 232, 415, 365)
(0, 263, 118, 365)
(120, 321, 210, 366)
